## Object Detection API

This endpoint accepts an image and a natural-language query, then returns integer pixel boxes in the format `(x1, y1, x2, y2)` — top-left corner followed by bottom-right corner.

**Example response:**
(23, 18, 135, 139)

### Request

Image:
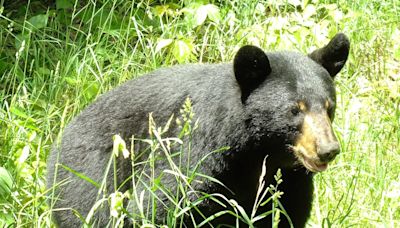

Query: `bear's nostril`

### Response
(318, 142, 340, 162)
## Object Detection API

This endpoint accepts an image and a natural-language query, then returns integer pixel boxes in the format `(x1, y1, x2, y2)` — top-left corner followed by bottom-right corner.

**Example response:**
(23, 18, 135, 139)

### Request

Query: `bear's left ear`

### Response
(309, 33, 350, 77)
(234, 45, 271, 102)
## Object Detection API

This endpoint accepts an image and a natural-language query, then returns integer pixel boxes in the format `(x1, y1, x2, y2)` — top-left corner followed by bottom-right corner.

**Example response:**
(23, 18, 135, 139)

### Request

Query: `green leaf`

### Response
(204, 4, 220, 23)
(27, 14, 48, 31)
(15, 33, 29, 50)
(37, 67, 51, 76)
(17, 146, 30, 166)
(0, 212, 14, 227)
(302, 4, 316, 19)
(194, 5, 208, 26)
(28, 131, 37, 142)
(65, 77, 79, 85)
(56, 0, 73, 10)
(172, 40, 193, 63)
(59, 164, 100, 188)
(10, 106, 35, 122)
(56, 9, 72, 25)
(394, 47, 400, 60)
(0, 167, 13, 198)
(194, 4, 220, 26)
(155, 39, 174, 53)
(83, 83, 99, 101)
(154, 5, 170, 17)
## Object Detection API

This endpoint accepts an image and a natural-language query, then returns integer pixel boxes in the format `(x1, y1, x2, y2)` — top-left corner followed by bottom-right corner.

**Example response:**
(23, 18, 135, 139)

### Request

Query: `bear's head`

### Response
(233, 33, 350, 172)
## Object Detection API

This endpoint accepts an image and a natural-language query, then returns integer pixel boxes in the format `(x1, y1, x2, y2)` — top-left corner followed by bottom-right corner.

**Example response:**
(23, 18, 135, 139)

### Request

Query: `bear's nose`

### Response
(318, 142, 340, 163)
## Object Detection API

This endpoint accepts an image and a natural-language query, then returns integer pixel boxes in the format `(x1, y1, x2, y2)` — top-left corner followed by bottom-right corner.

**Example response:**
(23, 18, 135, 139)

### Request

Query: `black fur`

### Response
(47, 34, 350, 227)
(234, 45, 271, 102)
(309, 33, 350, 77)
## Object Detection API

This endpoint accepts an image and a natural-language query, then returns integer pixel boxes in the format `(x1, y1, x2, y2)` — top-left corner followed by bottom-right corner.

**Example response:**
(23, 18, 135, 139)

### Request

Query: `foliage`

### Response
(0, 0, 399, 227)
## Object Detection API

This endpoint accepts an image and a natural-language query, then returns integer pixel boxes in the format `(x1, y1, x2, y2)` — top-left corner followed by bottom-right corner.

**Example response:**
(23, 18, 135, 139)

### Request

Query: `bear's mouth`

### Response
(291, 146, 328, 172)
(298, 153, 328, 172)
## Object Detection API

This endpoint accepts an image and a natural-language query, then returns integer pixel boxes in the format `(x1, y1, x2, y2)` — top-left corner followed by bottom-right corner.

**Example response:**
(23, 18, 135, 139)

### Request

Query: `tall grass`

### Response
(0, 0, 399, 227)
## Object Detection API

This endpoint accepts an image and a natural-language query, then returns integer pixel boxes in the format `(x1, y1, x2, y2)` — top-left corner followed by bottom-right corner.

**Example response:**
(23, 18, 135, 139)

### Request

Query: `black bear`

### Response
(47, 33, 350, 227)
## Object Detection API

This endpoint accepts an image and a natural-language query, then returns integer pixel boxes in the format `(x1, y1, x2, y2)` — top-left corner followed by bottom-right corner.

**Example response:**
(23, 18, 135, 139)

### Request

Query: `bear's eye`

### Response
(291, 106, 301, 116)
(291, 101, 306, 116)
(325, 100, 335, 119)
(327, 104, 335, 119)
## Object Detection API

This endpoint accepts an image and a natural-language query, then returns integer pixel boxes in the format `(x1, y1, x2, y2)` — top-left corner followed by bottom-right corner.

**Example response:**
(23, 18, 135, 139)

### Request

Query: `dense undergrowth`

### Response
(0, 0, 399, 227)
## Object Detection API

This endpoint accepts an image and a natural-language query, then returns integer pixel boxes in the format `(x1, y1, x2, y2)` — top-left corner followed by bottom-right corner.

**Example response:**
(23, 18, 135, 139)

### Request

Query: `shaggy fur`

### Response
(47, 34, 349, 227)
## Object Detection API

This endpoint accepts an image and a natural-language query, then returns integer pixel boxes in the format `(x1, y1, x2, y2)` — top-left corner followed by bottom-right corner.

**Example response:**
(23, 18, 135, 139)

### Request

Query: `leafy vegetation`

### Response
(0, 0, 399, 227)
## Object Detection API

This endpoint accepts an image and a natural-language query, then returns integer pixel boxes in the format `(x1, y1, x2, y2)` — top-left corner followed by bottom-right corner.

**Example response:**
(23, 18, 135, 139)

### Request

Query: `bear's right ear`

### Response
(308, 33, 350, 77)
(234, 45, 271, 103)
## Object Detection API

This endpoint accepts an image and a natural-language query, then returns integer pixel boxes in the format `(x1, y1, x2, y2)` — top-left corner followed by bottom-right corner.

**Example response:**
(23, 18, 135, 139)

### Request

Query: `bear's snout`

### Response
(317, 141, 340, 163)
(292, 110, 341, 172)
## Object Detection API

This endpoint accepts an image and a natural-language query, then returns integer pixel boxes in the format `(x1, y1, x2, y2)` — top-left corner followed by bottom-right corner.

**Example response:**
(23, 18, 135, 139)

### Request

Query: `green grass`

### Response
(0, 0, 399, 227)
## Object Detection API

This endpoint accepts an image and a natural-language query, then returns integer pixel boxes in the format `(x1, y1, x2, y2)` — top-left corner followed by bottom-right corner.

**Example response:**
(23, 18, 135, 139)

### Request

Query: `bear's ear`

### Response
(234, 45, 271, 102)
(309, 33, 350, 77)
